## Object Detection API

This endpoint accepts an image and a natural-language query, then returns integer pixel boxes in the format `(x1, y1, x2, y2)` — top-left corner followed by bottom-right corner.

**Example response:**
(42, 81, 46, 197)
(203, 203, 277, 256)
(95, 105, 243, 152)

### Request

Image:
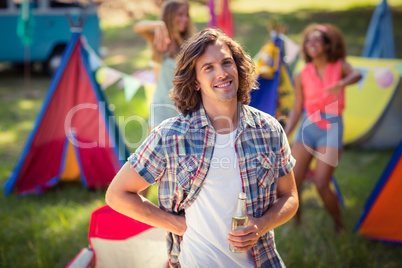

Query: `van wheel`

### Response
(43, 46, 65, 76)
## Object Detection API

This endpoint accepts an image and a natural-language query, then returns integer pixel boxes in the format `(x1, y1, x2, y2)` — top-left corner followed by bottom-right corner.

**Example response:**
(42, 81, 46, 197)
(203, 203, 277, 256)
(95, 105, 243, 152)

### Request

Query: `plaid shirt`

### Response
(129, 104, 295, 268)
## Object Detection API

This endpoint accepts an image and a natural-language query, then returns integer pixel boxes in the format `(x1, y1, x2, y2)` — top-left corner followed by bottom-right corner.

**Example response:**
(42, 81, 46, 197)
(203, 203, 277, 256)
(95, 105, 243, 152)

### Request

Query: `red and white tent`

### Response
(4, 32, 129, 196)
(67, 205, 168, 268)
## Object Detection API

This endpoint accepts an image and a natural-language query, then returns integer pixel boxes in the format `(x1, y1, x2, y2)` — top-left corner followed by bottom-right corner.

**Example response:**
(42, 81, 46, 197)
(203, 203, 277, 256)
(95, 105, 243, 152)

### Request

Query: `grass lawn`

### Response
(1, 1, 401, 267)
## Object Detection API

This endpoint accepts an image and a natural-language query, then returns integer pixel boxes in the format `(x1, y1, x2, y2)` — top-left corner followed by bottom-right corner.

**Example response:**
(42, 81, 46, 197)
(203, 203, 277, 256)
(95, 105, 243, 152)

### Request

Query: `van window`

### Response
(50, 0, 83, 8)
(0, 0, 101, 75)
(13, 0, 38, 9)
(0, 0, 7, 9)
(49, 0, 93, 7)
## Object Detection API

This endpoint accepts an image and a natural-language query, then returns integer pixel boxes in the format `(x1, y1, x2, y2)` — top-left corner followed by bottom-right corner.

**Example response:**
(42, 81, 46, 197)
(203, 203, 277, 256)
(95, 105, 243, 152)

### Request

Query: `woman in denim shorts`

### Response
(285, 23, 362, 233)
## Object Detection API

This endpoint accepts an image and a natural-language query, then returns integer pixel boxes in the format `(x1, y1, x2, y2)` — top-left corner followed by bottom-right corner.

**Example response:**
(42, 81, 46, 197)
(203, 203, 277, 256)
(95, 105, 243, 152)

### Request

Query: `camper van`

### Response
(0, 0, 101, 75)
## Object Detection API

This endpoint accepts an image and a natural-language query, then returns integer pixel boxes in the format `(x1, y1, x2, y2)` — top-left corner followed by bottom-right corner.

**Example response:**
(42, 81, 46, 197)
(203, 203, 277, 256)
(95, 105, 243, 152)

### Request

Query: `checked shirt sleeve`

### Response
(276, 123, 296, 178)
(128, 130, 166, 185)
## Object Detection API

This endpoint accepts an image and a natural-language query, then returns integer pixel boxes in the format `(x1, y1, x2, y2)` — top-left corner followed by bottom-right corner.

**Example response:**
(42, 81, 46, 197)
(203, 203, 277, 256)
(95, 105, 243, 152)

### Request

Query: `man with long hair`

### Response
(106, 28, 298, 267)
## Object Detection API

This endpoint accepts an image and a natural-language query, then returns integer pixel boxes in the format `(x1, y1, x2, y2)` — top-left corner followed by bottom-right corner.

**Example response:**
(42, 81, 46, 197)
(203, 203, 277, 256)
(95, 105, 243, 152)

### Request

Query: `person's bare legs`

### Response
(290, 142, 314, 225)
(312, 146, 344, 233)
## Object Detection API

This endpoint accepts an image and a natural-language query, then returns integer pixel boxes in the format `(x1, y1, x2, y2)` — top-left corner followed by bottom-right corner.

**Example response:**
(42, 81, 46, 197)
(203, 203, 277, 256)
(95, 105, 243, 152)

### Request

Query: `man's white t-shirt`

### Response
(179, 129, 254, 268)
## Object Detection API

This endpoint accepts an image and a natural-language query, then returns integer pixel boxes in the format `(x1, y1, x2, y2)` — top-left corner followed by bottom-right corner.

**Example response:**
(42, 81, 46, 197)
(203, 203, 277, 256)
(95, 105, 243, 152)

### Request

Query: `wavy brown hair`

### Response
(152, 0, 194, 63)
(301, 23, 347, 63)
(171, 28, 258, 115)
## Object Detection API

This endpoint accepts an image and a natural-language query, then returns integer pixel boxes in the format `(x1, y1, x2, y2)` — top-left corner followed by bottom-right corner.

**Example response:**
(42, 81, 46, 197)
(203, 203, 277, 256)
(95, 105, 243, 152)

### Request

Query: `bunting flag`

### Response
(396, 62, 402, 76)
(356, 67, 369, 91)
(96, 66, 157, 103)
(279, 33, 300, 66)
(217, 0, 233, 37)
(97, 67, 124, 90)
(132, 69, 156, 105)
(123, 75, 142, 102)
(83, 36, 104, 72)
(132, 69, 156, 85)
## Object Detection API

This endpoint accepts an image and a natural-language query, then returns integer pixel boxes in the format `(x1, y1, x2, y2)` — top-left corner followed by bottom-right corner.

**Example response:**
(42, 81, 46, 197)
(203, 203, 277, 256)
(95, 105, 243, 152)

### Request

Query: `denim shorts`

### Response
(293, 112, 343, 149)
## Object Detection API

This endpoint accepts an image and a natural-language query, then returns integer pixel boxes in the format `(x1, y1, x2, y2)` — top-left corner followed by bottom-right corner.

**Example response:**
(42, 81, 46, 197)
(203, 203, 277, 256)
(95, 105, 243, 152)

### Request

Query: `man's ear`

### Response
(195, 81, 200, 91)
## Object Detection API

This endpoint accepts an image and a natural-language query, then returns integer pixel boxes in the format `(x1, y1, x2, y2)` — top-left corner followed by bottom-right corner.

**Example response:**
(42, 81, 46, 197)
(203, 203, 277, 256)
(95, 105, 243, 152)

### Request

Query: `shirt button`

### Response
(208, 142, 213, 146)
(190, 190, 195, 194)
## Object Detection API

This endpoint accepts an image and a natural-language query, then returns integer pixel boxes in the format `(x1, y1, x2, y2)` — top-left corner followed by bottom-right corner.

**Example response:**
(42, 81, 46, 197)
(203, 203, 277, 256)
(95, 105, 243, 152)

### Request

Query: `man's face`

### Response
(195, 41, 239, 105)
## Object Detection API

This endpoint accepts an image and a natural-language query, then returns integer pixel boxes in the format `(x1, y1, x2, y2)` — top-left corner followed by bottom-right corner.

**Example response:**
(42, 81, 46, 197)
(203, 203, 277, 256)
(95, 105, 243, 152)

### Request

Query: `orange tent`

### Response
(354, 140, 402, 243)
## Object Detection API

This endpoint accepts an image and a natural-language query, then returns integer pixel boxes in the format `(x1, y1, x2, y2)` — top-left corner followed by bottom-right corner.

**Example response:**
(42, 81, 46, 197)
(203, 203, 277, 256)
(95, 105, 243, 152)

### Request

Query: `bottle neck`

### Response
(234, 198, 247, 217)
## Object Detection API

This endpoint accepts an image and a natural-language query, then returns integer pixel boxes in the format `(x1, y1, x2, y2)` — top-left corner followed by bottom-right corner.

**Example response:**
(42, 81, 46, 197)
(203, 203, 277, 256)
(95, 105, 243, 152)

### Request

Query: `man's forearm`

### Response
(106, 190, 187, 236)
(256, 192, 298, 236)
(256, 171, 299, 235)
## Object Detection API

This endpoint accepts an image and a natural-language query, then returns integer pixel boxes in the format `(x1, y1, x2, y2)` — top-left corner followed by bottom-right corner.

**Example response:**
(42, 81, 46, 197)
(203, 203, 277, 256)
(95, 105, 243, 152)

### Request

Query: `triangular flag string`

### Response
(123, 75, 142, 103)
(97, 67, 124, 90)
(96, 66, 156, 102)
(356, 67, 369, 91)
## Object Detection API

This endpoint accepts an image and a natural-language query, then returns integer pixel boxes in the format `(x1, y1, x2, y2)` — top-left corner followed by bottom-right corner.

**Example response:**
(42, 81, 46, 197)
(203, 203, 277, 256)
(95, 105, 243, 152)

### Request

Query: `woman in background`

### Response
(133, 0, 194, 129)
(285, 24, 361, 233)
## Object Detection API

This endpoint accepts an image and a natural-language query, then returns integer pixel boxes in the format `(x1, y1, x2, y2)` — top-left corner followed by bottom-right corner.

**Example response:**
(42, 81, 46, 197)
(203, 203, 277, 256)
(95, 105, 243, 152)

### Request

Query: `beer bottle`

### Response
(229, 192, 248, 253)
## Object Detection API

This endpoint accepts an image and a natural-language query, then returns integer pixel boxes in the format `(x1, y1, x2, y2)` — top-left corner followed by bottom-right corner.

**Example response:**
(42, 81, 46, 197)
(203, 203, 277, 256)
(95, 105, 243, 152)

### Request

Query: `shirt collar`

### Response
(188, 102, 258, 132)
(239, 104, 258, 129)
(187, 103, 211, 131)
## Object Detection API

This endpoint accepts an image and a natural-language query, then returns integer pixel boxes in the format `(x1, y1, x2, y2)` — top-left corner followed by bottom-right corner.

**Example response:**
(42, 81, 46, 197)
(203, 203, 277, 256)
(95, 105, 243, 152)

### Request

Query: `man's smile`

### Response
(215, 80, 232, 89)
